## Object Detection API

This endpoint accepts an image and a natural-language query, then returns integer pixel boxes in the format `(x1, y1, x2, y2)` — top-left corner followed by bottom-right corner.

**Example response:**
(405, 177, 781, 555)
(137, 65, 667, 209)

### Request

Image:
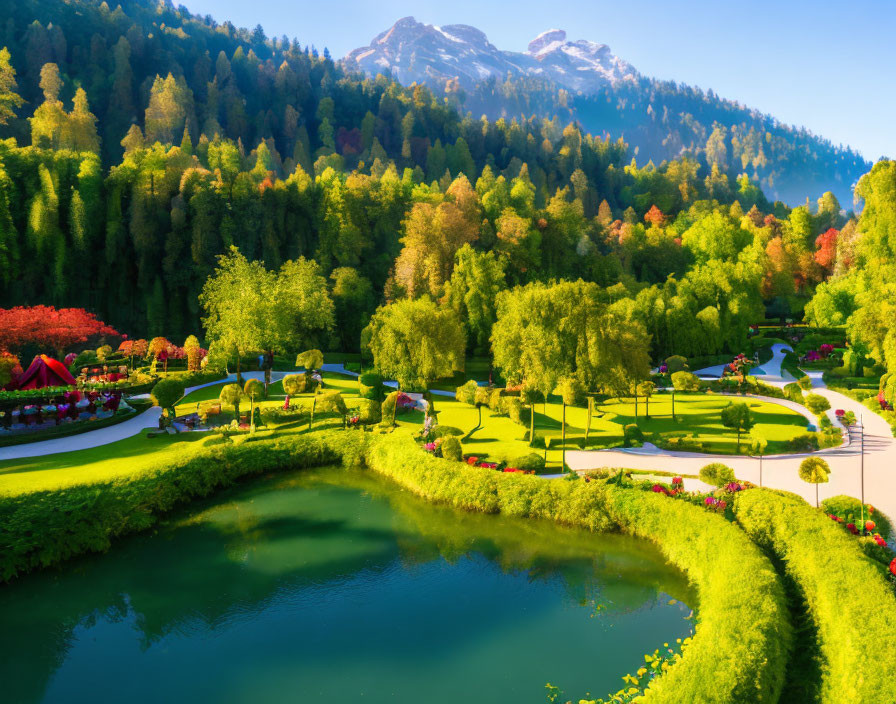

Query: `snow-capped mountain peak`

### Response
(344, 18, 638, 93)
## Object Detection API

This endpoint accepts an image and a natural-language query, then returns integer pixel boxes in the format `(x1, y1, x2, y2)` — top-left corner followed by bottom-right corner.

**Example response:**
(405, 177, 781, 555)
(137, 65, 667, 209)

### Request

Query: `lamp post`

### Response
(860, 412, 865, 532)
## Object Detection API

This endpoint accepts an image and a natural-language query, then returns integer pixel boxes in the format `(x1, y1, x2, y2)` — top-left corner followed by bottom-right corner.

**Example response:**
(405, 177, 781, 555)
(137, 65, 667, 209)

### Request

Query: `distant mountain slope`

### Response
(345, 18, 870, 205)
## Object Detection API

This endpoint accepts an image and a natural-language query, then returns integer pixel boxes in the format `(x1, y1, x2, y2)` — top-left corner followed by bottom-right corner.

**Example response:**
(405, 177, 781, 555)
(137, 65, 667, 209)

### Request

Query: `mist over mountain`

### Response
(345, 17, 870, 205)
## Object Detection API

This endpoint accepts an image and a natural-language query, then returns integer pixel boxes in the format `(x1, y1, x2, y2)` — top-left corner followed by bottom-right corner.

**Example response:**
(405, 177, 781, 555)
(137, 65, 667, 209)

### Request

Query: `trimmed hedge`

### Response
(733, 489, 896, 703)
(364, 433, 790, 704)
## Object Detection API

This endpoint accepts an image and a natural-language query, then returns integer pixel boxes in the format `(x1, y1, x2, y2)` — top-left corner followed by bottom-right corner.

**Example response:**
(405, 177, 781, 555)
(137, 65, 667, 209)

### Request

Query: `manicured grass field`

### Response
(0, 377, 811, 496)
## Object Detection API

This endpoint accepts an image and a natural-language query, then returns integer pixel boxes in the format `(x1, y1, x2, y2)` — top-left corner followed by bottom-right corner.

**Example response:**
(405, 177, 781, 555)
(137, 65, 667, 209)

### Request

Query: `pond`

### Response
(0, 467, 695, 704)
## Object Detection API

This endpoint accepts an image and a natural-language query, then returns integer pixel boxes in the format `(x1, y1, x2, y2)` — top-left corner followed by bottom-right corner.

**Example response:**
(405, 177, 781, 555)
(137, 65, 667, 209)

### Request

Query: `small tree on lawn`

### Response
(456, 379, 487, 429)
(244, 378, 264, 431)
(799, 457, 831, 508)
(521, 382, 542, 447)
(219, 383, 244, 424)
(637, 380, 656, 419)
(749, 431, 768, 487)
(557, 377, 585, 470)
(699, 462, 736, 487)
(721, 402, 754, 451)
(671, 371, 702, 392)
(150, 377, 186, 426)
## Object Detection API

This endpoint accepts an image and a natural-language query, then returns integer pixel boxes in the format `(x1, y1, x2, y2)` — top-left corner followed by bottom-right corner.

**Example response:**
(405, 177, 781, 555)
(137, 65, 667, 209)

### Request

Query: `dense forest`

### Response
(0, 0, 892, 385)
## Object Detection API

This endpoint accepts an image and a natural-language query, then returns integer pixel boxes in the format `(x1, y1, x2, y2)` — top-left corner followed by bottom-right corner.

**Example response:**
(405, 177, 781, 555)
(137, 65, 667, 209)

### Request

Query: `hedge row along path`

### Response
(567, 344, 896, 522)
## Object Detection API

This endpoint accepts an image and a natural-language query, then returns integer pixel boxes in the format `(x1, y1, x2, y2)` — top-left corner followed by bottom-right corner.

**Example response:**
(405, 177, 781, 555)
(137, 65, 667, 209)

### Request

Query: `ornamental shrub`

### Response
(797, 374, 813, 391)
(623, 424, 644, 446)
(699, 462, 736, 487)
(455, 379, 479, 405)
(557, 377, 586, 406)
(282, 373, 310, 395)
(505, 453, 545, 472)
(805, 393, 831, 415)
(440, 436, 463, 462)
(671, 371, 702, 391)
(358, 399, 381, 424)
(733, 489, 896, 703)
(488, 388, 507, 414)
(296, 349, 324, 371)
(505, 397, 530, 426)
(665, 355, 689, 373)
(358, 372, 384, 399)
(783, 382, 804, 403)
(150, 377, 186, 417)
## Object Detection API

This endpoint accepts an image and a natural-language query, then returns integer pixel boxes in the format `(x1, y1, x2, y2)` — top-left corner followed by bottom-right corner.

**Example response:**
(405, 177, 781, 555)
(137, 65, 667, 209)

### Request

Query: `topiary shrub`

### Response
(623, 424, 644, 446)
(671, 371, 702, 391)
(505, 453, 546, 472)
(797, 375, 813, 391)
(282, 373, 311, 395)
(358, 398, 381, 424)
(358, 372, 384, 399)
(296, 349, 324, 371)
(455, 379, 479, 405)
(699, 462, 736, 487)
(150, 377, 186, 419)
(440, 435, 463, 462)
(805, 393, 831, 416)
(665, 355, 689, 373)
(783, 382, 804, 403)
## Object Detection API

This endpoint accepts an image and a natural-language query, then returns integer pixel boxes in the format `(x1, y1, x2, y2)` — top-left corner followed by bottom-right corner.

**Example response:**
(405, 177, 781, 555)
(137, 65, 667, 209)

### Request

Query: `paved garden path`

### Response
(567, 344, 896, 519)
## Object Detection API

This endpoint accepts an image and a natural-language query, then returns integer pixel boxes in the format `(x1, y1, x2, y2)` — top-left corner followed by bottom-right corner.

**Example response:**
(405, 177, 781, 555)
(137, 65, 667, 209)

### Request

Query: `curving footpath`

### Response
(567, 344, 896, 520)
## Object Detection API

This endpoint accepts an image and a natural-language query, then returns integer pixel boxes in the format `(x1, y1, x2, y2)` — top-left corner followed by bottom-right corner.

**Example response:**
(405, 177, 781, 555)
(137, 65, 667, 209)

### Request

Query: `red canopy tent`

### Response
(17, 355, 77, 389)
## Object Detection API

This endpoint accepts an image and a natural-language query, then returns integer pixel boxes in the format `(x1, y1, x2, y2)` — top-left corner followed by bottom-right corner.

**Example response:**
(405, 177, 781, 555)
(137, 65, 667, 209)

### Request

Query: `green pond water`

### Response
(0, 467, 695, 704)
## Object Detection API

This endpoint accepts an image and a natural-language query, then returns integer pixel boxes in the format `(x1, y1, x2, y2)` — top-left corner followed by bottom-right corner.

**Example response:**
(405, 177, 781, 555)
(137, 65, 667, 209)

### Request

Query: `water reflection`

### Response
(0, 466, 695, 704)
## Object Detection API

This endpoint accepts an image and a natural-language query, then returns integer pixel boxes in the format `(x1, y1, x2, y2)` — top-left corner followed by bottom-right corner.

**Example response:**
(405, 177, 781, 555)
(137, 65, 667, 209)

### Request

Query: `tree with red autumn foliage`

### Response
(0, 306, 118, 357)
(814, 228, 839, 271)
(644, 205, 665, 226)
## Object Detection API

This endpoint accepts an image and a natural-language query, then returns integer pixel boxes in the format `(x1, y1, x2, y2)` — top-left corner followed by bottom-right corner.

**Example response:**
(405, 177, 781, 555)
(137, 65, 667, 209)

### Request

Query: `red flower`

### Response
(865, 520, 876, 532)
(890, 558, 896, 577)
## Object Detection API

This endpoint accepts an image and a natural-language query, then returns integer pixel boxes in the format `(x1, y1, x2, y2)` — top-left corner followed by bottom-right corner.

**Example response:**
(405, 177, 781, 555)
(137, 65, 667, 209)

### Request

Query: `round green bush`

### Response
(557, 377, 586, 406)
(805, 393, 831, 415)
(440, 435, 463, 462)
(671, 371, 702, 391)
(665, 355, 689, 373)
(699, 462, 736, 487)
(282, 373, 309, 395)
(150, 377, 186, 413)
(623, 424, 644, 446)
(455, 379, 479, 405)
(505, 453, 546, 472)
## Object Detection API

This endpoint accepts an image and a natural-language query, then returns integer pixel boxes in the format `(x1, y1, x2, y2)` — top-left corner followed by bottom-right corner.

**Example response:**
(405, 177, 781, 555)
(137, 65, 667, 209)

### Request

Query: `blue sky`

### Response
(180, 0, 893, 162)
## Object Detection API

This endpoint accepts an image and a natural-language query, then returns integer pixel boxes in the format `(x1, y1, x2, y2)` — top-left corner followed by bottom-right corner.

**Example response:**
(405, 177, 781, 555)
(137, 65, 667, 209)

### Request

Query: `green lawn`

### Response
(0, 378, 811, 497)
